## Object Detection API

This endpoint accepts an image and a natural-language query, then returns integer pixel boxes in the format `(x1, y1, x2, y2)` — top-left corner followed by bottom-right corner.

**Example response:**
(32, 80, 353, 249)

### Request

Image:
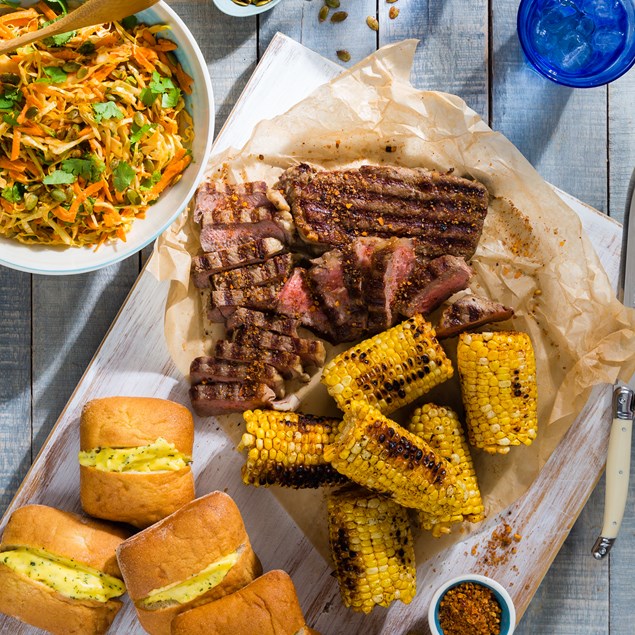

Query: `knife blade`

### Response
(592, 182, 635, 559)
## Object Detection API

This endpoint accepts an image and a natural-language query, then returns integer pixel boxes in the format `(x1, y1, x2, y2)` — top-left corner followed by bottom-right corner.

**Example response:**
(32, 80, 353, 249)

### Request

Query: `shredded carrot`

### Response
(10, 130, 21, 161)
(174, 63, 193, 95)
(149, 149, 191, 198)
(0, 157, 25, 172)
(0, 9, 38, 24)
(35, 1, 57, 22)
(52, 206, 76, 223)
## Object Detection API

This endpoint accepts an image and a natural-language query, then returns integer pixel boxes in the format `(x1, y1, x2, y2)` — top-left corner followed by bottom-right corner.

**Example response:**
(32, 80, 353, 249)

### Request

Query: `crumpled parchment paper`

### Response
(149, 40, 635, 562)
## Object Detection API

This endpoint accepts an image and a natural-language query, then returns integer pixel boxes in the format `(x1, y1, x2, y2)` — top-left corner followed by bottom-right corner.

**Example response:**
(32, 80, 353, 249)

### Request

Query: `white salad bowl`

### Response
(0, 1, 214, 275)
(212, 0, 283, 18)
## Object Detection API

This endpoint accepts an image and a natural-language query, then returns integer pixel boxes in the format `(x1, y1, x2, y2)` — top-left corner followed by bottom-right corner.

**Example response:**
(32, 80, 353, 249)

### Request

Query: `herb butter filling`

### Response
(141, 550, 240, 608)
(78, 437, 191, 473)
(0, 547, 125, 602)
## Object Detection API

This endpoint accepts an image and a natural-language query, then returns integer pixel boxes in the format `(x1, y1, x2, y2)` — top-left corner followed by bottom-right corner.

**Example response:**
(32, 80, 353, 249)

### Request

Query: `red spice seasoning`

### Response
(438, 582, 502, 635)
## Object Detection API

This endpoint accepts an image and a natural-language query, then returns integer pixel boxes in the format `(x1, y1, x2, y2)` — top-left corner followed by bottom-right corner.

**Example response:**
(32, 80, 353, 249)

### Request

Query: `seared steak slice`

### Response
(191, 238, 285, 287)
(193, 181, 270, 223)
(231, 327, 326, 368)
(211, 253, 294, 290)
(209, 282, 285, 322)
(308, 249, 366, 341)
(394, 255, 473, 318)
(189, 382, 274, 417)
(225, 308, 300, 338)
(199, 221, 288, 253)
(276, 268, 334, 340)
(364, 237, 416, 333)
(276, 163, 488, 258)
(214, 340, 306, 380)
(189, 356, 285, 397)
(436, 295, 514, 339)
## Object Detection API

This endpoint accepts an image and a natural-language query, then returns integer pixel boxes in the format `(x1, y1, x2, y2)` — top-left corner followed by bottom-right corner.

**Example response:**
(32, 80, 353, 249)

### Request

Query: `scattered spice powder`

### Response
(438, 582, 502, 635)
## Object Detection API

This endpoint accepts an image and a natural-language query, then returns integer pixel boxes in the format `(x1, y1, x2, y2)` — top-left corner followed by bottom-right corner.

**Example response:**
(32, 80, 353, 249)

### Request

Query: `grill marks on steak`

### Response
(190, 382, 274, 417)
(276, 164, 488, 258)
(211, 253, 294, 291)
(436, 294, 514, 339)
(225, 308, 300, 338)
(209, 282, 285, 322)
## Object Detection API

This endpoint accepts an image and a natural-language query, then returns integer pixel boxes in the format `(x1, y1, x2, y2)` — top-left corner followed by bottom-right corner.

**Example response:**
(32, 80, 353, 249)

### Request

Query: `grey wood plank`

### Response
(379, 0, 489, 121)
(608, 71, 635, 223)
(31, 262, 138, 453)
(258, 0, 377, 63)
(0, 268, 31, 510)
(491, 1, 607, 213)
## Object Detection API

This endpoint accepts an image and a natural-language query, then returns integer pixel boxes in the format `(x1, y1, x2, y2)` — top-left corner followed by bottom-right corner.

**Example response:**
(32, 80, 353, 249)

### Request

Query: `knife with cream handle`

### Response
(592, 182, 635, 559)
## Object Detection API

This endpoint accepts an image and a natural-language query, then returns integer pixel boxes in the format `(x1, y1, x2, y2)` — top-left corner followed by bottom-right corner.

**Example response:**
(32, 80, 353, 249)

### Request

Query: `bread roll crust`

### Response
(79, 396, 195, 528)
(116, 492, 262, 635)
(0, 504, 127, 634)
(171, 570, 308, 635)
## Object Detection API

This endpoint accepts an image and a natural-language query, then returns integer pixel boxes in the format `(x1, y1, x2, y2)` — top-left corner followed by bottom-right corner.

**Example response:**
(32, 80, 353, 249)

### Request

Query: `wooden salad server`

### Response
(0, 0, 160, 56)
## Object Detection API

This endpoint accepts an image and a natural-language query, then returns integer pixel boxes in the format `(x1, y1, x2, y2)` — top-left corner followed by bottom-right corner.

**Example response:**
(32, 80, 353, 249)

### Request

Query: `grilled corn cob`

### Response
(327, 487, 416, 613)
(407, 404, 485, 536)
(321, 314, 454, 415)
(323, 401, 459, 514)
(457, 331, 538, 454)
(239, 409, 347, 488)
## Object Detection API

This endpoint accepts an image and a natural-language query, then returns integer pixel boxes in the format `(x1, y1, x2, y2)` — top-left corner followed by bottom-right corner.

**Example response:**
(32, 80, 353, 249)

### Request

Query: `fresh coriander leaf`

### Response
(93, 101, 124, 123)
(43, 170, 76, 185)
(121, 15, 138, 30)
(149, 71, 176, 95)
(45, 0, 69, 15)
(139, 87, 156, 107)
(130, 123, 155, 144)
(140, 170, 161, 190)
(45, 30, 76, 47)
(0, 88, 20, 110)
(2, 183, 24, 203)
(161, 87, 181, 109)
(38, 66, 67, 84)
(113, 161, 135, 192)
(61, 155, 105, 182)
(3, 112, 19, 126)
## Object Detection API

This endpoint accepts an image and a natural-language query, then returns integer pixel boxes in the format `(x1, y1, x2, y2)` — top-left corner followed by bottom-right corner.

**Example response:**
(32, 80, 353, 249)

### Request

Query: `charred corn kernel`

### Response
(458, 331, 537, 455)
(321, 315, 454, 415)
(327, 487, 416, 613)
(239, 410, 347, 488)
(323, 401, 459, 514)
(407, 404, 485, 537)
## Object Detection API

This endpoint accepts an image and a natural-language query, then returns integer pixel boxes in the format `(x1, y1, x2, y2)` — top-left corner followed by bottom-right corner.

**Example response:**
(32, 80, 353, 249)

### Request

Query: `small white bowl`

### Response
(212, 0, 283, 18)
(428, 574, 516, 635)
(0, 1, 214, 275)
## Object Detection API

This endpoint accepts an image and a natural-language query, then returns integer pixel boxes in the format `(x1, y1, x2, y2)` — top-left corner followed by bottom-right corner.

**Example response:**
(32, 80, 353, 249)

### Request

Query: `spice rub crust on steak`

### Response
(436, 294, 514, 339)
(275, 163, 489, 259)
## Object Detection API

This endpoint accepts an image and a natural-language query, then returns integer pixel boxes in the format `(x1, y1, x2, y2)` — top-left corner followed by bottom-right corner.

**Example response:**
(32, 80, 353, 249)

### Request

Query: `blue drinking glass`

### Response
(517, 0, 635, 87)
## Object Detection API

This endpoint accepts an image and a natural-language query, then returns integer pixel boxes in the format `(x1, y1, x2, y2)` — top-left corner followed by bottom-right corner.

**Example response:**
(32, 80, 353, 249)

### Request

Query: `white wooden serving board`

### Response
(0, 34, 624, 635)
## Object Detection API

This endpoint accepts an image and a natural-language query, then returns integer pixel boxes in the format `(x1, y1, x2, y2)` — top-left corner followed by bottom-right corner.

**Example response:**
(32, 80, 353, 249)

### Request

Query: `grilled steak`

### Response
(276, 163, 488, 258)
(214, 340, 306, 380)
(189, 382, 274, 416)
(225, 308, 300, 338)
(394, 255, 473, 318)
(209, 282, 285, 322)
(191, 237, 285, 287)
(200, 221, 288, 254)
(364, 237, 416, 332)
(436, 294, 514, 339)
(211, 253, 294, 290)
(189, 356, 285, 397)
(231, 327, 326, 368)
(276, 268, 334, 340)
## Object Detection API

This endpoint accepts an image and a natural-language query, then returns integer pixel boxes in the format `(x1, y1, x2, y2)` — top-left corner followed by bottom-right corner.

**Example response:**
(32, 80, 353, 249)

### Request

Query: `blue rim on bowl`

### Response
(212, 0, 283, 18)
(0, 0, 214, 275)
(428, 574, 516, 635)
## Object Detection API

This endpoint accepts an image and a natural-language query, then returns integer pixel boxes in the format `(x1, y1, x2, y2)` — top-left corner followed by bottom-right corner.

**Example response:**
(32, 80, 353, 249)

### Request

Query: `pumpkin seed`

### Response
(83, 197, 93, 214)
(76, 66, 89, 80)
(62, 61, 81, 73)
(331, 11, 348, 22)
(134, 112, 145, 127)
(127, 190, 141, 205)
(319, 5, 329, 21)
(25, 107, 39, 120)
(143, 159, 155, 172)
(51, 189, 67, 203)
(386, 0, 398, 3)
(68, 108, 80, 120)
(0, 73, 20, 84)
(336, 50, 351, 62)
(254, 0, 271, 5)
(325, 0, 340, 7)
(366, 16, 379, 30)
(389, 6, 399, 18)
(24, 193, 38, 210)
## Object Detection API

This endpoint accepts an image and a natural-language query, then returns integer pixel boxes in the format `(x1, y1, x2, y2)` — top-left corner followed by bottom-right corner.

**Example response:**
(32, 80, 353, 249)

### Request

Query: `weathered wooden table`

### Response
(1, 1, 634, 633)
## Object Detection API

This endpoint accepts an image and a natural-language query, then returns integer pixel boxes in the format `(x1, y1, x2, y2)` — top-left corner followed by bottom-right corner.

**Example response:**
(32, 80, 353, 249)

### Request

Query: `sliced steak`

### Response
(276, 268, 334, 340)
(211, 253, 294, 290)
(189, 382, 274, 417)
(436, 294, 514, 339)
(209, 282, 285, 322)
(193, 181, 270, 223)
(199, 221, 288, 254)
(231, 327, 326, 368)
(214, 340, 306, 381)
(308, 249, 367, 342)
(225, 308, 300, 338)
(394, 255, 473, 318)
(191, 238, 285, 288)
(276, 163, 489, 258)
(189, 356, 285, 397)
(364, 237, 417, 333)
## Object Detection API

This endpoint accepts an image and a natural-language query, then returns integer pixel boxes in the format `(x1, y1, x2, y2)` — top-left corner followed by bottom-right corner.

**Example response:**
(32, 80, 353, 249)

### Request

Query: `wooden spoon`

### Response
(0, 0, 161, 56)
